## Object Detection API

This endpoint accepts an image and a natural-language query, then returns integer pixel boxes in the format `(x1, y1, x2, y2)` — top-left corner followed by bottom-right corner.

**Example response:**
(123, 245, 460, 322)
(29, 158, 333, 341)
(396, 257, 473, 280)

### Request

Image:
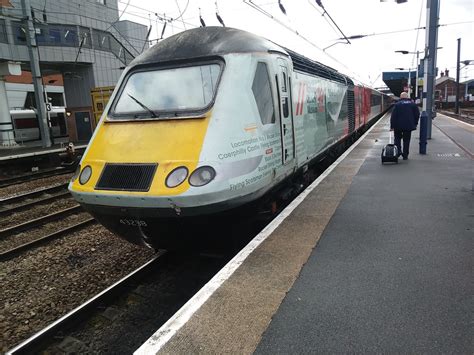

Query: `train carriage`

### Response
(69, 27, 388, 249)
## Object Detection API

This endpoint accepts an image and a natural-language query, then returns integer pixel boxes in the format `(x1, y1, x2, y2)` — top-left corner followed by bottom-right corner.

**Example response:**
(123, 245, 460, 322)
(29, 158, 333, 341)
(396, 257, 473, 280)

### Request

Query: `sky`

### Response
(119, 0, 474, 88)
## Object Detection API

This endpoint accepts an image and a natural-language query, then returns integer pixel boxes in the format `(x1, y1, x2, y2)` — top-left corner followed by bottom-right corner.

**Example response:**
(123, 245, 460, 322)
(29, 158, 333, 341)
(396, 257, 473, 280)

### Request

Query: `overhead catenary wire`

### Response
(313, 0, 350, 44)
(410, 0, 425, 68)
(242, 0, 364, 83)
(307, 0, 344, 42)
(174, 0, 188, 29)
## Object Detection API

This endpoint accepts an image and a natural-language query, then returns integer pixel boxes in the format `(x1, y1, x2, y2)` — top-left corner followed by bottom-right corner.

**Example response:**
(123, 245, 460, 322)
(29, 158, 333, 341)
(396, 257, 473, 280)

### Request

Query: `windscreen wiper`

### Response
(127, 93, 158, 118)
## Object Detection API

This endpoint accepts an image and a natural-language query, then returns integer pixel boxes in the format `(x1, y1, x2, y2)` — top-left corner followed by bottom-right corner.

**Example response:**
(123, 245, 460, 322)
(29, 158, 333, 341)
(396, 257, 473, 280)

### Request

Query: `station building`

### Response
(0, 0, 148, 146)
(435, 69, 474, 106)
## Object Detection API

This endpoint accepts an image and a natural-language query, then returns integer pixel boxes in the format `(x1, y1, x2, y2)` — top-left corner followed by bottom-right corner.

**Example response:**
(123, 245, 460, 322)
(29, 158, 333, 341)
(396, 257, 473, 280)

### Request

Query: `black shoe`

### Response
(403, 156, 408, 160)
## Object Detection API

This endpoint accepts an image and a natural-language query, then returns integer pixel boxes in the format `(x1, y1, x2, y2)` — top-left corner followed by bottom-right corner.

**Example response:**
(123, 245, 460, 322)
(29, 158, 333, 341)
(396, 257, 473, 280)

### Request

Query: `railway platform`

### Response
(136, 112, 472, 354)
(0, 142, 87, 161)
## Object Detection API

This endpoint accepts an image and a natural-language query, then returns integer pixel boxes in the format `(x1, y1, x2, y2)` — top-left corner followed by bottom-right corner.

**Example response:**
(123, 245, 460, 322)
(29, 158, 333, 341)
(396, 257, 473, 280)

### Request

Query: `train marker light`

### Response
(79, 166, 92, 185)
(166, 166, 189, 188)
(189, 166, 216, 187)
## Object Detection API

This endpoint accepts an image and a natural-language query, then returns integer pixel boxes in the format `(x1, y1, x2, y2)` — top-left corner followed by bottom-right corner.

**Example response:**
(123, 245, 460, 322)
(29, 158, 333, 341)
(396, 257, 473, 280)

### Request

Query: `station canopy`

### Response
(382, 71, 416, 97)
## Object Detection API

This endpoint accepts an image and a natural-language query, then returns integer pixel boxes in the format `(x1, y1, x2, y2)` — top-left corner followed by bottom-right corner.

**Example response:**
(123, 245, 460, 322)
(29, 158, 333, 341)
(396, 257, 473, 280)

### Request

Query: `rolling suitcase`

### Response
(381, 131, 398, 164)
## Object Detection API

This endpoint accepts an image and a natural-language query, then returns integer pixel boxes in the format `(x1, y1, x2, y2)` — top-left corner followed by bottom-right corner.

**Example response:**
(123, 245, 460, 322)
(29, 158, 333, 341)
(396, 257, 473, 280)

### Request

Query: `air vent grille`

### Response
(95, 163, 157, 191)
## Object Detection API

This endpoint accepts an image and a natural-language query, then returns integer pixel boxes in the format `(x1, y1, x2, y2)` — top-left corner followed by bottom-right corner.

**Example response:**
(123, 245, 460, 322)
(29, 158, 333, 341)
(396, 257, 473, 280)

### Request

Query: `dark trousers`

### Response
(394, 130, 412, 158)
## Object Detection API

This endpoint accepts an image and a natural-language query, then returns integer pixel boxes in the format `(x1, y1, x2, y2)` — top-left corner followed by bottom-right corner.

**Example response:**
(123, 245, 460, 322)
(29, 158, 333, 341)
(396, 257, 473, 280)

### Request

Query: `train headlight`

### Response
(79, 165, 92, 185)
(166, 166, 189, 188)
(71, 164, 81, 182)
(189, 166, 216, 187)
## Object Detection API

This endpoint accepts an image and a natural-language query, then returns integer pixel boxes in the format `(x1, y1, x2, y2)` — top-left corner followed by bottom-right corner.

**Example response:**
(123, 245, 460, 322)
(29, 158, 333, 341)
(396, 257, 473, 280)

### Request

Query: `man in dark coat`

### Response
(390, 92, 420, 160)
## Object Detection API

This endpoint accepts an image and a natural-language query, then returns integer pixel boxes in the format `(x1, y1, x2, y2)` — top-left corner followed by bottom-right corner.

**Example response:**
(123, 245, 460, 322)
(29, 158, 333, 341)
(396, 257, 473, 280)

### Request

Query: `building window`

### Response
(47, 93, 65, 106)
(48, 27, 62, 44)
(79, 27, 91, 48)
(12, 21, 27, 44)
(92, 29, 111, 50)
(0, 19, 8, 43)
(252, 62, 275, 125)
(96, 0, 106, 4)
(63, 26, 78, 46)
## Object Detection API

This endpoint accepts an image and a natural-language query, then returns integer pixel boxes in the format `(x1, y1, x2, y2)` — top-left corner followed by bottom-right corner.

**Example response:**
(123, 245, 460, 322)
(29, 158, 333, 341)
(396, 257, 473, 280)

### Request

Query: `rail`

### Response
(6, 254, 166, 355)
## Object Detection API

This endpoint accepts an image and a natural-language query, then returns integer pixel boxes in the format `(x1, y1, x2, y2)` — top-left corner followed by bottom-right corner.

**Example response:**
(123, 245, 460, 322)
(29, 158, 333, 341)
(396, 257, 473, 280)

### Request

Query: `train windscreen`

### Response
(110, 63, 221, 119)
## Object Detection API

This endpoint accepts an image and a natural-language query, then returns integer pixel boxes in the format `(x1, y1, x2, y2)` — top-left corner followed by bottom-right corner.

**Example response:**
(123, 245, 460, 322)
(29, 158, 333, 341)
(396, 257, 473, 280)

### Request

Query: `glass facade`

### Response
(7, 21, 134, 64)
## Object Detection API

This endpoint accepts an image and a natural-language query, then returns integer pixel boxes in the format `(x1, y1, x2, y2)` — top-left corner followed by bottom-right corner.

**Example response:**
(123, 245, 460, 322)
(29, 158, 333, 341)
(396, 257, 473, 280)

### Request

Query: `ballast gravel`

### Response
(0, 197, 78, 230)
(0, 174, 72, 199)
(0, 223, 155, 352)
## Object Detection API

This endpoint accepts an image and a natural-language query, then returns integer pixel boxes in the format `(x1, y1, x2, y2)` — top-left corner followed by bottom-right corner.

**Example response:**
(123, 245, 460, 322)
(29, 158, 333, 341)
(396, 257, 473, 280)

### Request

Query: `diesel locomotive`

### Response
(69, 27, 388, 249)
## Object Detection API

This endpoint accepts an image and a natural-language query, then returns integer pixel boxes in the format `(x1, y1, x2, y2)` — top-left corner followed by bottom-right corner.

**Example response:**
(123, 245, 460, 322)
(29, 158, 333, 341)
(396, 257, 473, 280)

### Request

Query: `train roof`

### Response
(130, 27, 354, 86)
(130, 27, 286, 66)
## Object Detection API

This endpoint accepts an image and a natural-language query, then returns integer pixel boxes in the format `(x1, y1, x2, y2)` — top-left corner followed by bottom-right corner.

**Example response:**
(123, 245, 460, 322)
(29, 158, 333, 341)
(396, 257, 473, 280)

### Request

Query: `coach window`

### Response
(252, 62, 275, 125)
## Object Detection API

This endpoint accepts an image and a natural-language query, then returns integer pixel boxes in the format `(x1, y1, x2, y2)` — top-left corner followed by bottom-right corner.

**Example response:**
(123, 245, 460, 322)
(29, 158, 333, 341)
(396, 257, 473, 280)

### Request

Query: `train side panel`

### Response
(291, 72, 348, 167)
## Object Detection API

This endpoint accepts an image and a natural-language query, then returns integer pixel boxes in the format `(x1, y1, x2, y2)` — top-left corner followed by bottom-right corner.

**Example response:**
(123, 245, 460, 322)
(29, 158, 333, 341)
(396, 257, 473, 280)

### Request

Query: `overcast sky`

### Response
(119, 0, 473, 88)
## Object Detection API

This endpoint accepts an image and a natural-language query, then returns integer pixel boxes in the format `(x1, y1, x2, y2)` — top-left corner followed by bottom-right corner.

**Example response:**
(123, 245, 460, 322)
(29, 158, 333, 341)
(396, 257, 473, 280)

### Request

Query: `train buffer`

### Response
(136, 112, 472, 354)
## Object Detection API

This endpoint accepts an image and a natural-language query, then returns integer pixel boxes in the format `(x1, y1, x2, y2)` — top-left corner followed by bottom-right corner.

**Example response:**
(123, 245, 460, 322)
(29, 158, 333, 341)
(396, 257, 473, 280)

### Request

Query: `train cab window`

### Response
(252, 62, 275, 125)
(111, 63, 221, 118)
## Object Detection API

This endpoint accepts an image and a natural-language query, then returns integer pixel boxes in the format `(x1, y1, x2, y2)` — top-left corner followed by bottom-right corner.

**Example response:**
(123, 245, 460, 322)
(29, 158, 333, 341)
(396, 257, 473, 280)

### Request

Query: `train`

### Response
(69, 27, 389, 249)
(6, 83, 68, 144)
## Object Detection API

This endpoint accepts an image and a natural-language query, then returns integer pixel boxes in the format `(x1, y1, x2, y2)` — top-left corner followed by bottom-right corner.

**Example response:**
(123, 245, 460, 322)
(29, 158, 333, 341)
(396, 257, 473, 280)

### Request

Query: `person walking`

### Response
(390, 92, 420, 160)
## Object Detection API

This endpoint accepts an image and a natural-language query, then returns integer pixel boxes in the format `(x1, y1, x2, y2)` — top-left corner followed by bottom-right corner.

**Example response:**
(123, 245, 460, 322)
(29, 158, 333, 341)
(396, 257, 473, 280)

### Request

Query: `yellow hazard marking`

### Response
(71, 113, 211, 196)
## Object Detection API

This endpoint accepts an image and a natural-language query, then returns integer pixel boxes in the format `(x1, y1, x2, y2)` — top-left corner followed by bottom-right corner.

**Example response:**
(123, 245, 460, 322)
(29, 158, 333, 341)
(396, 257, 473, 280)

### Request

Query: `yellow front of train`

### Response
(68, 56, 226, 246)
(69, 26, 290, 249)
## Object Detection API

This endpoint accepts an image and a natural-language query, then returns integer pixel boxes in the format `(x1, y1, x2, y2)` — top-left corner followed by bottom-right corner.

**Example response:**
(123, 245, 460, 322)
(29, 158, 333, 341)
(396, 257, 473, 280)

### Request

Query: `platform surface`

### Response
(255, 114, 473, 353)
(0, 143, 87, 161)
(136, 113, 473, 354)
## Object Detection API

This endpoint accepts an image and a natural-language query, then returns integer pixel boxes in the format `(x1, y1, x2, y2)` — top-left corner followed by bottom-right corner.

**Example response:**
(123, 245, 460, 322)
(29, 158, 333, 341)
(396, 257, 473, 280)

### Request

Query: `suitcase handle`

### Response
(389, 130, 394, 144)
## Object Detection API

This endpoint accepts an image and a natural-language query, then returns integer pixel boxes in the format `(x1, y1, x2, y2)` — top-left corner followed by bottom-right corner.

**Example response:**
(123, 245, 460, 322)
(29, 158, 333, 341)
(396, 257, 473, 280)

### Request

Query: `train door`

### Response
(277, 58, 295, 165)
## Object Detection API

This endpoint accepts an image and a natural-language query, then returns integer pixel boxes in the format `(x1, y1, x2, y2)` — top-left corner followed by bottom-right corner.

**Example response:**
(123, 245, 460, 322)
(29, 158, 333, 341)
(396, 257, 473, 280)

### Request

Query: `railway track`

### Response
(0, 183, 70, 217)
(0, 204, 94, 260)
(438, 110, 474, 125)
(6, 254, 166, 355)
(0, 167, 73, 188)
(0, 218, 95, 261)
(5, 250, 232, 354)
(0, 205, 83, 238)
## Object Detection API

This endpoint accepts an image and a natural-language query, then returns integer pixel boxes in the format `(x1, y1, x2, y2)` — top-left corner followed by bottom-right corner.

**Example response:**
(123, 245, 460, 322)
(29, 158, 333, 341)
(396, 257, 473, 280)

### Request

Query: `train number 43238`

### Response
(119, 219, 147, 227)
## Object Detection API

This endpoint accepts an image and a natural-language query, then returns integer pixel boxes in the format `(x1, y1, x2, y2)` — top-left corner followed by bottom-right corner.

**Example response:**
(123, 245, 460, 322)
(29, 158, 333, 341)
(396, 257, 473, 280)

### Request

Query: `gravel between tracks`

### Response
(0, 174, 72, 199)
(0, 212, 92, 252)
(0, 224, 155, 352)
(0, 197, 78, 230)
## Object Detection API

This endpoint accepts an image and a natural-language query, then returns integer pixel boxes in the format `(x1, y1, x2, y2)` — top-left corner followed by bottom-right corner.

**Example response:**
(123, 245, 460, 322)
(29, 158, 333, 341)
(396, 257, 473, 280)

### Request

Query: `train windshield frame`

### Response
(109, 59, 224, 120)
